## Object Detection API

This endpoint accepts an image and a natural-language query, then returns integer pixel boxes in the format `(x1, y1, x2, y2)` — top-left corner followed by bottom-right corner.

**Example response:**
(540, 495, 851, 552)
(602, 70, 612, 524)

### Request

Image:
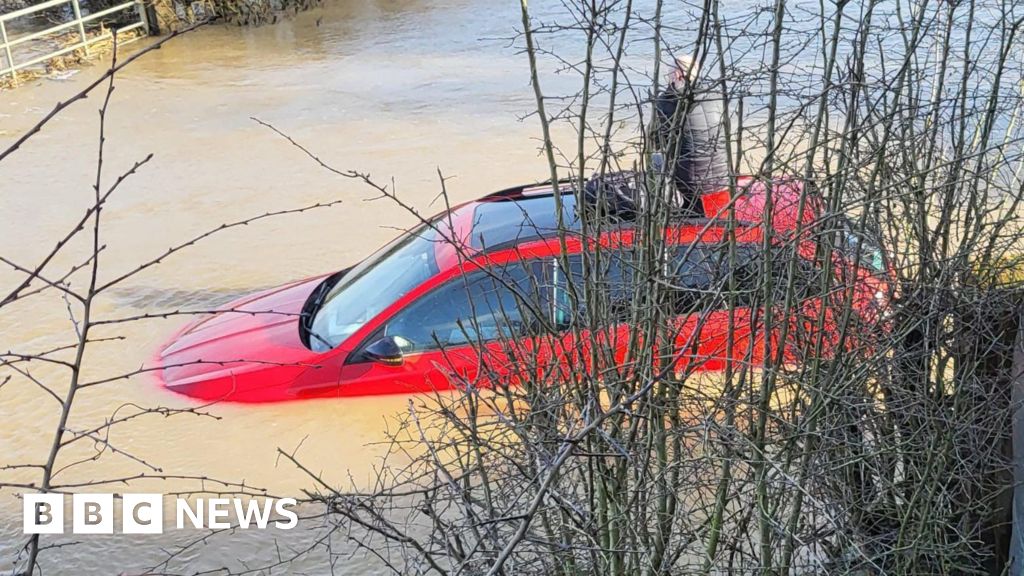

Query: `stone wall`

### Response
(0, 0, 29, 14)
(149, 0, 320, 30)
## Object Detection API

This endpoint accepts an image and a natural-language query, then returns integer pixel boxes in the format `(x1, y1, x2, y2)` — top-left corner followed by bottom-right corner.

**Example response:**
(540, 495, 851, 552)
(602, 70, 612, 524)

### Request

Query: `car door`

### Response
(545, 250, 636, 386)
(547, 244, 751, 381)
(336, 260, 549, 396)
(665, 243, 761, 376)
(548, 244, 764, 382)
(675, 242, 826, 373)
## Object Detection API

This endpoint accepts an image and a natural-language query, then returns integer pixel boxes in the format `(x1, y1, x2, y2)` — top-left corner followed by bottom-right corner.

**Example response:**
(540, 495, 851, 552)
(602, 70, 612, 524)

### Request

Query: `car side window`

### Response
(666, 245, 718, 312)
(372, 262, 545, 354)
(545, 244, 822, 329)
(552, 252, 633, 329)
(673, 243, 821, 309)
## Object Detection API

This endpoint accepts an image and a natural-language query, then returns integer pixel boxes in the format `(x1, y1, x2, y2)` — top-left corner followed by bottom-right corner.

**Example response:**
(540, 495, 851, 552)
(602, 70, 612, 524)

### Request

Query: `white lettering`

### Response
(207, 498, 231, 529)
(123, 494, 163, 534)
(234, 498, 273, 529)
(176, 498, 204, 529)
(72, 494, 113, 534)
(22, 494, 63, 534)
(274, 498, 298, 529)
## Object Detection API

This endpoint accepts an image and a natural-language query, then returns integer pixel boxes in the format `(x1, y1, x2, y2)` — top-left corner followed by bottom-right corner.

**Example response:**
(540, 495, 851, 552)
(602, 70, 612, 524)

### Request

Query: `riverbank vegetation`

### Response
(273, 0, 1024, 574)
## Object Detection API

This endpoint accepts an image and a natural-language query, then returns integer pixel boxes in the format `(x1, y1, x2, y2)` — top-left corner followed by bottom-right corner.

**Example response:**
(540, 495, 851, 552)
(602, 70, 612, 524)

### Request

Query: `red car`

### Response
(156, 177, 890, 403)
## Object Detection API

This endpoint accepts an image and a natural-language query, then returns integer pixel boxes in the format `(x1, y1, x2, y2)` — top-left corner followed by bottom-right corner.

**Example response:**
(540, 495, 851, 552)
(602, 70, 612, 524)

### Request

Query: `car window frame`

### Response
(346, 258, 553, 363)
(549, 240, 822, 327)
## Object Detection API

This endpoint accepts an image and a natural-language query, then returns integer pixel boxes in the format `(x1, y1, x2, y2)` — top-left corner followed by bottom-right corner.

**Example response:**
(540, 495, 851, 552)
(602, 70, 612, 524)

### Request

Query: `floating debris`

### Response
(47, 69, 81, 81)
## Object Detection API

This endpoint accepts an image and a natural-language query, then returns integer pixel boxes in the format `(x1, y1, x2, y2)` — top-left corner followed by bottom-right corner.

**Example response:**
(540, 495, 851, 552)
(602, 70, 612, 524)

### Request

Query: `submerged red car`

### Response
(156, 176, 891, 402)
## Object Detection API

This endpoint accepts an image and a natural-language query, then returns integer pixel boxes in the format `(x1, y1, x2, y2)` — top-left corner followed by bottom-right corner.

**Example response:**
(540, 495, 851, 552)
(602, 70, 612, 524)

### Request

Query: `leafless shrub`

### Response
(0, 30, 342, 575)
(260, 0, 1024, 574)
(4, 0, 1023, 574)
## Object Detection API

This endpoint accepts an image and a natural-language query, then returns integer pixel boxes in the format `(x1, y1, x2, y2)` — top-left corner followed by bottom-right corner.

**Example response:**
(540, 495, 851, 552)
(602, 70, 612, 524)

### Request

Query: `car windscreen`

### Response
(308, 223, 441, 352)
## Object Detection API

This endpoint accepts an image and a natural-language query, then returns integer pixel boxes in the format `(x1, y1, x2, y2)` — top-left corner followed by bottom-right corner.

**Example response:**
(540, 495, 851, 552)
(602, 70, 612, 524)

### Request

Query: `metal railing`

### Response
(1, 0, 149, 83)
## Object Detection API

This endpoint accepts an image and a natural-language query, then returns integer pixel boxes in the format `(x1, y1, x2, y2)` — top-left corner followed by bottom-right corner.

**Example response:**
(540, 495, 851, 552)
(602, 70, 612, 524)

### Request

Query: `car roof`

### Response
(429, 181, 750, 273)
(430, 175, 822, 274)
(473, 179, 763, 242)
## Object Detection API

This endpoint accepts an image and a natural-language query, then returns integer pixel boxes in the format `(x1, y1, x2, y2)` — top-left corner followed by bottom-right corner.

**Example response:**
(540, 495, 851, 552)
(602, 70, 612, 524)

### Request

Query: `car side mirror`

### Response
(360, 336, 407, 366)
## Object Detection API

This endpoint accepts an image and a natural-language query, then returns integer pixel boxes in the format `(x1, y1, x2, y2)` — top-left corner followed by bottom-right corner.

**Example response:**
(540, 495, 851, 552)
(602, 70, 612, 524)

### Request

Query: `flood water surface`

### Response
(0, 1, 596, 572)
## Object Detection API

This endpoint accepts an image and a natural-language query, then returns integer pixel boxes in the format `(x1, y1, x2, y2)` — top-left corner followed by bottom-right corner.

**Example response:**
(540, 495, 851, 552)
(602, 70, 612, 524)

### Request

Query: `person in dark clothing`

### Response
(650, 56, 729, 217)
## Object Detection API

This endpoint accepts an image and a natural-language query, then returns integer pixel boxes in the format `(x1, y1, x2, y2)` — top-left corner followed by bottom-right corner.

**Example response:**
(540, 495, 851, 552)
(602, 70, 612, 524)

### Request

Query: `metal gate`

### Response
(1, 0, 149, 84)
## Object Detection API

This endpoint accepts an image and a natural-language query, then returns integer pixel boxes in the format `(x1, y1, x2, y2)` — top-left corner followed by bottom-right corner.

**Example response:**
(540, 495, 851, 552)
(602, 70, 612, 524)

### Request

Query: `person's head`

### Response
(667, 55, 699, 90)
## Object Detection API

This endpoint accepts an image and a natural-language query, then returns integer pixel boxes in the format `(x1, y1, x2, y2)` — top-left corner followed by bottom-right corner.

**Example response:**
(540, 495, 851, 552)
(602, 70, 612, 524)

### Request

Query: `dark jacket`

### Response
(651, 86, 729, 216)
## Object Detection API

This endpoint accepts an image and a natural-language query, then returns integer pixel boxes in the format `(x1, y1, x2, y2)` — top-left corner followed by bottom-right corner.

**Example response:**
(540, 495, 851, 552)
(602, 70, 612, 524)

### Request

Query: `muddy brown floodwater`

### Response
(0, 0, 599, 572)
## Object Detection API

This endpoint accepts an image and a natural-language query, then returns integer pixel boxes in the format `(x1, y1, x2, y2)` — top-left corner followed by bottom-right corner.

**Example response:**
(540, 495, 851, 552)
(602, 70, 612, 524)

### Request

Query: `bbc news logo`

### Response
(23, 494, 298, 534)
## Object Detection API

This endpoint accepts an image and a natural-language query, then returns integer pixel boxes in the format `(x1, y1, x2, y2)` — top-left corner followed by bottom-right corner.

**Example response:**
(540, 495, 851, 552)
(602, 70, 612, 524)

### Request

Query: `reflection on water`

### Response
(107, 285, 265, 309)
